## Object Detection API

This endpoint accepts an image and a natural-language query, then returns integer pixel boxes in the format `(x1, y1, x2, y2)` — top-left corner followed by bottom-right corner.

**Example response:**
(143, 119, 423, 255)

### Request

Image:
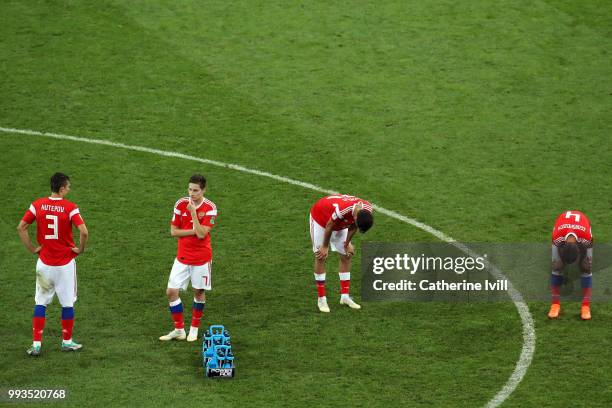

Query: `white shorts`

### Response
(168, 258, 212, 290)
(35, 258, 77, 307)
(309, 215, 348, 255)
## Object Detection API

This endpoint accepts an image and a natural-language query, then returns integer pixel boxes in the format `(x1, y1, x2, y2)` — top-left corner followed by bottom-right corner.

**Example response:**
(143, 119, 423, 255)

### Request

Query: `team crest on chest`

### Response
(198, 212, 206, 218)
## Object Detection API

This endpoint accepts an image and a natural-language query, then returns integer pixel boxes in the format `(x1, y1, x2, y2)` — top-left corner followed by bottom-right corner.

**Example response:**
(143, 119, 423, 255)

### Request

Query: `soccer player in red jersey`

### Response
(160, 174, 217, 342)
(309, 195, 374, 312)
(17, 173, 89, 356)
(548, 210, 593, 320)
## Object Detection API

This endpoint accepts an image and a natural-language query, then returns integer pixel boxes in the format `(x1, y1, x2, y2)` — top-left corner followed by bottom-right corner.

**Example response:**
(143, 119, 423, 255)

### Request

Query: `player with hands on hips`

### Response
(309, 195, 374, 313)
(17, 172, 88, 356)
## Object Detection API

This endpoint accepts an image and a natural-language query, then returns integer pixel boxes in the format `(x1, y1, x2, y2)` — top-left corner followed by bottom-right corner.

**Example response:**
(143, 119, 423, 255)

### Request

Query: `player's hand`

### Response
(315, 245, 329, 260)
(353, 201, 364, 215)
(33, 246, 41, 254)
(71, 247, 81, 254)
(344, 242, 355, 257)
(187, 198, 196, 214)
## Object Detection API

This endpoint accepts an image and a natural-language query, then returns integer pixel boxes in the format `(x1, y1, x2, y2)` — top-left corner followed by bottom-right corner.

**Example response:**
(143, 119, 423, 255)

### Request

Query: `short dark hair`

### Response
(189, 174, 206, 189)
(356, 210, 373, 233)
(50, 172, 70, 193)
(559, 242, 579, 265)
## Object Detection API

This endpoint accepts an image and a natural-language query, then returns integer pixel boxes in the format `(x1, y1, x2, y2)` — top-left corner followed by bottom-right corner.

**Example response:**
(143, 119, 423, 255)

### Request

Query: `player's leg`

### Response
(187, 263, 210, 341)
(160, 259, 189, 341)
(579, 247, 593, 320)
(337, 254, 361, 310)
(29, 259, 56, 356)
(310, 215, 329, 312)
(330, 229, 360, 310)
(55, 260, 82, 351)
(548, 245, 563, 319)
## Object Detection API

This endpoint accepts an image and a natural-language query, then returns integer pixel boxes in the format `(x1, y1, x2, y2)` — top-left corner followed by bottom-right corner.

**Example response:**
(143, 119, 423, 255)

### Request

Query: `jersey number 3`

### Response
(45, 215, 59, 240)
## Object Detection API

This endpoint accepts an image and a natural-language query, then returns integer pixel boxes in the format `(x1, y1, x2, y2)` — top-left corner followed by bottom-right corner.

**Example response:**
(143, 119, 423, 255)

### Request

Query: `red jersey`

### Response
(310, 195, 373, 231)
(171, 197, 217, 265)
(21, 197, 85, 266)
(552, 210, 592, 247)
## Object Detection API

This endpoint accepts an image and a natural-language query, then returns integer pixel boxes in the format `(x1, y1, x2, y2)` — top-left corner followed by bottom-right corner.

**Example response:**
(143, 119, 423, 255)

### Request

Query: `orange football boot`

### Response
(581, 305, 591, 320)
(547, 303, 561, 319)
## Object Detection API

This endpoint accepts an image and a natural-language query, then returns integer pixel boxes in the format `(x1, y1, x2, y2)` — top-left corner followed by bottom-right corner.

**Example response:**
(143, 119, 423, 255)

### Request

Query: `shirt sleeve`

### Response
(21, 203, 36, 224)
(201, 208, 217, 228)
(171, 205, 182, 227)
(69, 206, 85, 226)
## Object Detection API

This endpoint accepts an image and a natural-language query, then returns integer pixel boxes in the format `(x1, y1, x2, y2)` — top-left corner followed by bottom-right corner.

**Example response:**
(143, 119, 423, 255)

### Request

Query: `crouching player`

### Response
(309, 195, 374, 313)
(548, 210, 593, 320)
(160, 174, 217, 342)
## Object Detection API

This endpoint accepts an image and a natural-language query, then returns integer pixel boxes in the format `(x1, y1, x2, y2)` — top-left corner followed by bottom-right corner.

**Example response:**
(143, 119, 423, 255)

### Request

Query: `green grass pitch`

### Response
(1, 1, 611, 407)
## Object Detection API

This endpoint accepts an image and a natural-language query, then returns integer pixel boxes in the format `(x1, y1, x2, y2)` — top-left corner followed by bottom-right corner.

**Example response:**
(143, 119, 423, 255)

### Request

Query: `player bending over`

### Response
(17, 173, 88, 356)
(160, 174, 217, 342)
(548, 210, 593, 320)
(309, 194, 374, 313)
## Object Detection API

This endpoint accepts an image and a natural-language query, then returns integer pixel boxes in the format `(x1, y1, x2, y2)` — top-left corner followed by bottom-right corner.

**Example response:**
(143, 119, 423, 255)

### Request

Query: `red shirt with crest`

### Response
(171, 197, 217, 265)
(22, 197, 85, 266)
(310, 195, 373, 231)
(552, 210, 592, 247)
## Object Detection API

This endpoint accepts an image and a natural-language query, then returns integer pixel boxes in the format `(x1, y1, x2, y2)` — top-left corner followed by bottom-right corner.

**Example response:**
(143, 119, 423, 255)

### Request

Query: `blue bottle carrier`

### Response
(202, 325, 235, 378)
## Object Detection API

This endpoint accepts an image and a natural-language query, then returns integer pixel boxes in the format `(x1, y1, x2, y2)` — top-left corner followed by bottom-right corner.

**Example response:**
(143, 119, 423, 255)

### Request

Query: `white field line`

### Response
(0, 126, 535, 407)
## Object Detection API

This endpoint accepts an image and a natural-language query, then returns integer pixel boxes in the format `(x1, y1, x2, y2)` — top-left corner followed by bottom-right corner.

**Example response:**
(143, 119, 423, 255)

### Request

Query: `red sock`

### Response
(61, 319, 74, 341)
(61, 307, 75, 341)
(551, 273, 562, 305)
(314, 274, 326, 298)
(339, 272, 351, 295)
(551, 286, 561, 305)
(32, 317, 45, 342)
(32, 305, 47, 342)
(191, 300, 205, 328)
(169, 300, 184, 329)
(582, 287, 592, 307)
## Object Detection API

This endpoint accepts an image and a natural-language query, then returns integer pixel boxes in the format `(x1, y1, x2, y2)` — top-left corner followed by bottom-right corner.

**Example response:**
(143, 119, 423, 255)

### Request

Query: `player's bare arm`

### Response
(16, 220, 41, 254)
(71, 224, 89, 254)
(170, 224, 197, 237)
(187, 200, 211, 239)
(192, 219, 211, 239)
(315, 220, 335, 260)
(344, 224, 358, 256)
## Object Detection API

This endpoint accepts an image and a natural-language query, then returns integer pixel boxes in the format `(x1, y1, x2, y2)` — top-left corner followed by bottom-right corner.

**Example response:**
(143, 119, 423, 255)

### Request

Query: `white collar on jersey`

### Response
(48, 197, 63, 200)
(564, 232, 578, 241)
(191, 199, 206, 210)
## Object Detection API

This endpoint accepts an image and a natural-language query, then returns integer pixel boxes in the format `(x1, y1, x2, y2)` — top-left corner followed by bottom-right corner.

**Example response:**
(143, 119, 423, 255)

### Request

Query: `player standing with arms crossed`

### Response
(548, 210, 593, 320)
(309, 194, 374, 313)
(17, 173, 88, 356)
(160, 174, 217, 342)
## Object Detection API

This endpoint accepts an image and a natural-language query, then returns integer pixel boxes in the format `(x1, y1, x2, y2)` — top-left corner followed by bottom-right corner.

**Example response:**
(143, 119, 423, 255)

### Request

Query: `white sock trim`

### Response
(193, 298, 205, 304)
(169, 298, 182, 307)
(314, 273, 326, 281)
(339, 272, 350, 281)
(33, 341, 41, 347)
